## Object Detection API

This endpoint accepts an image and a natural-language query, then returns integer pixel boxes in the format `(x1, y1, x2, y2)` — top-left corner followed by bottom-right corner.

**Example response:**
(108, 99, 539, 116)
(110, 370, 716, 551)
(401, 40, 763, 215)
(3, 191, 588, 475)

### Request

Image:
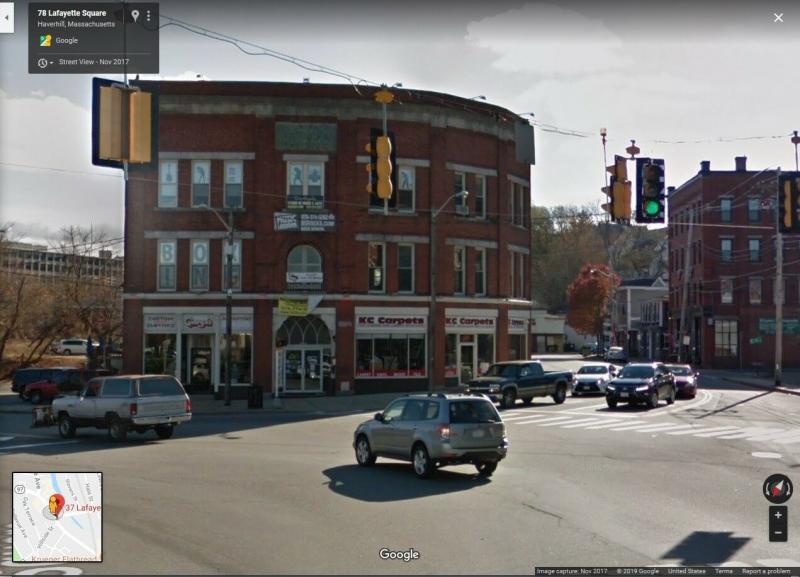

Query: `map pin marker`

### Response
(131, 9, 139, 23)
(49, 494, 65, 517)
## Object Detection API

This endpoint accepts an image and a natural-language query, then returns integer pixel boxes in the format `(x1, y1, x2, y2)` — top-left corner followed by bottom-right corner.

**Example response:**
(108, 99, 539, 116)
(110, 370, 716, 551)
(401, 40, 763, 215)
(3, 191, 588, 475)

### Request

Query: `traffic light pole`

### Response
(775, 167, 783, 387)
(677, 209, 694, 363)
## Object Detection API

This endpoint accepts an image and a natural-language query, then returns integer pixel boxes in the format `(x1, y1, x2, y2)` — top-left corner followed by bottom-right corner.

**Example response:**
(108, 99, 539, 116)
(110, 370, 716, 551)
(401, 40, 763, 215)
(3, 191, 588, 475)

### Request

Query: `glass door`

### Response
(183, 334, 212, 393)
(458, 343, 475, 385)
(285, 350, 302, 391)
(304, 350, 322, 392)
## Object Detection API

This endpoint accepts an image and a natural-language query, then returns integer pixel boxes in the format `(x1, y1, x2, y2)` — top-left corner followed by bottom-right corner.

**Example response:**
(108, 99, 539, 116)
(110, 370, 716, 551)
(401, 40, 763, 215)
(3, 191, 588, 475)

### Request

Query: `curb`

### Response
(717, 376, 800, 397)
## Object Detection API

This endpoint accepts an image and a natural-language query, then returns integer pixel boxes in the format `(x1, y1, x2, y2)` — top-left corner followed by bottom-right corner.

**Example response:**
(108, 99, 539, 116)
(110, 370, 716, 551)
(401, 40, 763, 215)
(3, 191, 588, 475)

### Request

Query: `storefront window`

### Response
(509, 334, 526, 360)
(445, 334, 457, 378)
(219, 334, 252, 384)
(355, 334, 426, 377)
(144, 334, 176, 375)
(478, 334, 494, 374)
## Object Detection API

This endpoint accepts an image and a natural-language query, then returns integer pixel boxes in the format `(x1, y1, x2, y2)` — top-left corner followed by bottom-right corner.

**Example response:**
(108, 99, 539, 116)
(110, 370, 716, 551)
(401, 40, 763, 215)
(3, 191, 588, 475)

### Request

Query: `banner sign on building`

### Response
(356, 314, 427, 333)
(274, 212, 336, 232)
(183, 314, 215, 332)
(286, 195, 324, 211)
(758, 318, 800, 335)
(279, 298, 309, 317)
(217, 314, 253, 333)
(446, 315, 496, 331)
(144, 314, 178, 333)
(509, 318, 528, 334)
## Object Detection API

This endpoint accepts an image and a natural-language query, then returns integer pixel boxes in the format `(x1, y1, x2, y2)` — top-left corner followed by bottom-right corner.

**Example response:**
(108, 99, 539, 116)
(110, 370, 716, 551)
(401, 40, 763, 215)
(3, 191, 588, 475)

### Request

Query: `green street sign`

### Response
(749, 336, 763, 345)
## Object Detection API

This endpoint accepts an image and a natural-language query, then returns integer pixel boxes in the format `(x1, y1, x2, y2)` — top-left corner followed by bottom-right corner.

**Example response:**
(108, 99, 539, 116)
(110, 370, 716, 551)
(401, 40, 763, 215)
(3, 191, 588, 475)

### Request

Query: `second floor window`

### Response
(721, 238, 733, 262)
(720, 198, 732, 223)
(223, 239, 242, 291)
(748, 198, 761, 222)
(510, 182, 525, 227)
(454, 172, 466, 212)
(475, 175, 486, 218)
(474, 248, 486, 296)
(191, 240, 209, 291)
(287, 162, 324, 206)
(398, 244, 414, 293)
(224, 161, 243, 208)
(397, 167, 415, 212)
(368, 242, 385, 293)
(749, 278, 762, 304)
(159, 160, 178, 207)
(721, 278, 733, 304)
(453, 246, 465, 294)
(157, 240, 176, 291)
(192, 160, 210, 207)
(749, 238, 761, 262)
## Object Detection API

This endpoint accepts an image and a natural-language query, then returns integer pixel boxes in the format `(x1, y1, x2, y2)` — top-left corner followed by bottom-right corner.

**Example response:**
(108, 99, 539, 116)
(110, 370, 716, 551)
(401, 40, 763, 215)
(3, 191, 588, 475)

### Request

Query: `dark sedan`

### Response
(605, 363, 676, 410)
(664, 364, 699, 398)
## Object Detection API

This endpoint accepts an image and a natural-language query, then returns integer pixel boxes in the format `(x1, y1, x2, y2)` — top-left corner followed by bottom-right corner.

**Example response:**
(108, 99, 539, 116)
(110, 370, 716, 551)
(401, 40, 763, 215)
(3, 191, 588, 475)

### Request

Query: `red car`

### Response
(23, 368, 111, 404)
(665, 364, 699, 399)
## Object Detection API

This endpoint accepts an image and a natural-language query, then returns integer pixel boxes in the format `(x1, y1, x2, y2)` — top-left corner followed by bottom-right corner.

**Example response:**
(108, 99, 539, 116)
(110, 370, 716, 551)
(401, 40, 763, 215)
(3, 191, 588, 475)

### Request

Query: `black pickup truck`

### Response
(466, 360, 574, 408)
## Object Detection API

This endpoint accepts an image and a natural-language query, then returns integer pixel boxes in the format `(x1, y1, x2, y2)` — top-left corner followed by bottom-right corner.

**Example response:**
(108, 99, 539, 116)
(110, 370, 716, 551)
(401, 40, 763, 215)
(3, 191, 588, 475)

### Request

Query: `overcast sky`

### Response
(2, 0, 799, 246)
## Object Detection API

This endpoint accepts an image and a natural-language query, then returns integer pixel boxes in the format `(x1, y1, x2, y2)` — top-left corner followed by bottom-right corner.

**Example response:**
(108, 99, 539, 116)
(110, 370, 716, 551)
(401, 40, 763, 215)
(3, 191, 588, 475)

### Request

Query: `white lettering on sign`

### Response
(144, 314, 177, 332)
(509, 318, 527, 333)
(446, 316, 496, 328)
(183, 314, 215, 331)
(356, 315, 427, 332)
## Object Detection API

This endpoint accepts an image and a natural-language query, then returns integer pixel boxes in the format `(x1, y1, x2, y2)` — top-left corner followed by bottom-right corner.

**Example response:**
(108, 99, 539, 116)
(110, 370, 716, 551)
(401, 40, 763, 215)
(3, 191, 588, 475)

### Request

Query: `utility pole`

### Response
(224, 210, 234, 406)
(677, 209, 694, 363)
(429, 210, 438, 391)
(775, 167, 783, 386)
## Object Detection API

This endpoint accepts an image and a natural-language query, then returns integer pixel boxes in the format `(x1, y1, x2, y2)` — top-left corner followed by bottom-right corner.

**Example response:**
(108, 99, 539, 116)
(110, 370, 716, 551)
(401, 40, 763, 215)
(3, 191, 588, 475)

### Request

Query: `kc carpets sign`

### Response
(446, 315, 496, 331)
(356, 314, 427, 333)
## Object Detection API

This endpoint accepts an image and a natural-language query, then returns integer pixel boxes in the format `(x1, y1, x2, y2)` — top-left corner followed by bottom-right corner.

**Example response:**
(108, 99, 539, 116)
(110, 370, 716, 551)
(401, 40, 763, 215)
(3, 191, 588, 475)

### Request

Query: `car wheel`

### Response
(58, 415, 76, 439)
(552, 384, 567, 405)
(412, 444, 435, 479)
(475, 462, 498, 477)
(521, 396, 533, 405)
(572, 390, 581, 397)
(501, 389, 516, 409)
(667, 387, 676, 405)
(355, 434, 376, 466)
(62, 349, 71, 356)
(647, 389, 659, 410)
(29, 391, 42, 405)
(606, 398, 617, 409)
(155, 425, 174, 440)
(108, 417, 128, 442)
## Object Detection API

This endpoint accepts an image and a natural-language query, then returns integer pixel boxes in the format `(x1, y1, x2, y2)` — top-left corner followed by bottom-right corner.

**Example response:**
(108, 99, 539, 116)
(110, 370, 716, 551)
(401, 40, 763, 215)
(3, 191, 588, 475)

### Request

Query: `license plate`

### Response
(620, 392, 629, 398)
(472, 429, 486, 438)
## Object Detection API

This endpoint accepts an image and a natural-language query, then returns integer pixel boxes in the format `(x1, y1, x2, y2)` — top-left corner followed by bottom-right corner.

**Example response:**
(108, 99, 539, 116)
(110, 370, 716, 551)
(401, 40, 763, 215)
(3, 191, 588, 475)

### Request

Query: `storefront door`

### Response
(458, 342, 475, 385)
(284, 348, 324, 392)
(182, 334, 213, 393)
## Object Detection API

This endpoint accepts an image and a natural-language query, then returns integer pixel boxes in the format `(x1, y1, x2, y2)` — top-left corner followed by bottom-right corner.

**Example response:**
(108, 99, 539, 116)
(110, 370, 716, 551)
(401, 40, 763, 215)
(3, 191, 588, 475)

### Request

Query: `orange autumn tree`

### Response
(566, 264, 620, 351)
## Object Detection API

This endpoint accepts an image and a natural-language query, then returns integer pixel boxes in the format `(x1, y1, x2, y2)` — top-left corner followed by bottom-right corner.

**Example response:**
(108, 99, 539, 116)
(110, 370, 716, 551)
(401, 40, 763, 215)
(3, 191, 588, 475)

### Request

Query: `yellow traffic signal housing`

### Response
(612, 180, 632, 221)
(365, 141, 376, 194)
(97, 85, 152, 164)
(99, 86, 123, 161)
(129, 90, 152, 163)
(779, 175, 800, 233)
(607, 155, 628, 182)
(376, 135, 393, 200)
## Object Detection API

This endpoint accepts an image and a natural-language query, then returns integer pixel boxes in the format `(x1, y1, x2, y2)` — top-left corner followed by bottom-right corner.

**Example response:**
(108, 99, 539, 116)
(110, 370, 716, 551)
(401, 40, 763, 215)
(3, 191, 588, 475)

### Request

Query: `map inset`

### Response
(12, 472, 102, 562)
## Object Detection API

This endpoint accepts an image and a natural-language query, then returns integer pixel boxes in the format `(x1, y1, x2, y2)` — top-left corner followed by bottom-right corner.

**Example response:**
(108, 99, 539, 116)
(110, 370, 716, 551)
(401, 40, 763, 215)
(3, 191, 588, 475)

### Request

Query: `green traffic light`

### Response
(644, 200, 660, 216)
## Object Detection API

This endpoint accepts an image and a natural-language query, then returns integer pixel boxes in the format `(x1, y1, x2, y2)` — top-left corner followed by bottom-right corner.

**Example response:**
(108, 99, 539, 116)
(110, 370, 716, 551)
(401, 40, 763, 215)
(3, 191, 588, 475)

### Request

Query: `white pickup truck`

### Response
(38, 374, 192, 441)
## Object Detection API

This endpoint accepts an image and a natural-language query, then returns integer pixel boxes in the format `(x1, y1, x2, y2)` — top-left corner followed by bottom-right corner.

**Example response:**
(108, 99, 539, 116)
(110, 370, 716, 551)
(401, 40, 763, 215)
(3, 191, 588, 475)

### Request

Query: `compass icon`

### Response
(763, 474, 793, 504)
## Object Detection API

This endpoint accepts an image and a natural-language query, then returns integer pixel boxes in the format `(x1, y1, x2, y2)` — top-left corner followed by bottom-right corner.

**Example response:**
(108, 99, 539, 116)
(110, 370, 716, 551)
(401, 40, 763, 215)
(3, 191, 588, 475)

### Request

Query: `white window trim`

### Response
(190, 239, 210, 292)
(474, 174, 487, 219)
(222, 239, 242, 292)
(475, 248, 486, 296)
(158, 160, 179, 208)
(454, 172, 467, 208)
(286, 160, 325, 203)
(453, 245, 466, 296)
(368, 242, 386, 294)
(191, 160, 211, 208)
(287, 245, 323, 274)
(510, 251, 516, 298)
(157, 239, 177, 292)
(397, 165, 416, 213)
(397, 243, 415, 294)
(720, 277, 734, 304)
(223, 160, 244, 209)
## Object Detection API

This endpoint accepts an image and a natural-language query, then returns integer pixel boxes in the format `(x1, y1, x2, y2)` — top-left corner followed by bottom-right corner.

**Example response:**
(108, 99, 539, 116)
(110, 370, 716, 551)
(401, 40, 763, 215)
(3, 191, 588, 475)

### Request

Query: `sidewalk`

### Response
(704, 369, 800, 397)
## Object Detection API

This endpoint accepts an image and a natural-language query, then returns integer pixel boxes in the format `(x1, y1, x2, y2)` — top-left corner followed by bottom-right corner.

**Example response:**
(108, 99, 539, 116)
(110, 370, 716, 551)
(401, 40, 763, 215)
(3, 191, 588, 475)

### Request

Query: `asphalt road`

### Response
(1, 369, 799, 575)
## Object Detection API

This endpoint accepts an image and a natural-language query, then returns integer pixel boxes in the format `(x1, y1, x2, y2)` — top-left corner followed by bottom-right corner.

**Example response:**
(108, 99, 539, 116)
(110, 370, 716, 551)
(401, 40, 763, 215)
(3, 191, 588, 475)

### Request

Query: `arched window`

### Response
(276, 316, 332, 346)
(287, 245, 322, 274)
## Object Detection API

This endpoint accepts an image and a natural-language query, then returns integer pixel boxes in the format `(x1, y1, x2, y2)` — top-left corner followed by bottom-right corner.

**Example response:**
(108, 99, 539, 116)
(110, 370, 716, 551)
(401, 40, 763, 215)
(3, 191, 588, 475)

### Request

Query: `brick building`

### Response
(122, 81, 535, 397)
(668, 157, 800, 369)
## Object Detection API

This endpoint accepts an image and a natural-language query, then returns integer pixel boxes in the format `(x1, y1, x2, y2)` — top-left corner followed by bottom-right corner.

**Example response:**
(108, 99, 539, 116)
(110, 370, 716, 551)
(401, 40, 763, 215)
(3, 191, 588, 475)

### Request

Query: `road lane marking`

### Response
(633, 423, 696, 433)
(658, 389, 713, 416)
(0, 440, 78, 451)
(560, 418, 615, 428)
(538, 416, 596, 427)
(515, 416, 573, 426)
(692, 426, 742, 437)
(583, 419, 640, 429)
(609, 421, 672, 431)
(0, 436, 14, 442)
(503, 414, 551, 422)
(751, 452, 782, 459)
(717, 427, 785, 440)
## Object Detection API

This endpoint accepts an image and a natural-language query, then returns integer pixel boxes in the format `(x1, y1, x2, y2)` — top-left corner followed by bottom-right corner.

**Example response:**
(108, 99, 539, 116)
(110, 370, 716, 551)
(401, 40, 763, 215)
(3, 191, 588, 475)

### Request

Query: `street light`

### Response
(198, 204, 235, 406)
(429, 190, 469, 391)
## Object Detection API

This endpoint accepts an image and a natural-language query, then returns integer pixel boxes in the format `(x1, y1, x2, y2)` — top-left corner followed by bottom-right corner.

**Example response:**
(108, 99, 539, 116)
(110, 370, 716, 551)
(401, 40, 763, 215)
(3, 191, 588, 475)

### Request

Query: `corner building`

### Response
(122, 81, 535, 397)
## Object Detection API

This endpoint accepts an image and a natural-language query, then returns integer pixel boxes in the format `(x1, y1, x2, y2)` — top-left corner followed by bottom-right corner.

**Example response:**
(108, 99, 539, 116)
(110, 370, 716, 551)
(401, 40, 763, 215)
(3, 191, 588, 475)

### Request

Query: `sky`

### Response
(1, 0, 800, 246)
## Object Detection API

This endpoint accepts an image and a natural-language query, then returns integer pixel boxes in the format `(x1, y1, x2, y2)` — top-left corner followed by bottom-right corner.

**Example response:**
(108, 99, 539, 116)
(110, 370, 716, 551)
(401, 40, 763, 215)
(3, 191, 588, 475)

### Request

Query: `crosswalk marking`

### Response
(0, 436, 14, 442)
(560, 418, 613, 428)
(518, 416, 573, 426)
(538, 416, 589, 427)
(583, 419, 635, 429)
(716, 427, 784, 440)
(666, 425, 706, 435)
(510, 415, 560, 425)
(610, 421, 666, 431)
(633, 423, 695, 433)
(0, 440, 78, 451)
(692, 426, 742, 437)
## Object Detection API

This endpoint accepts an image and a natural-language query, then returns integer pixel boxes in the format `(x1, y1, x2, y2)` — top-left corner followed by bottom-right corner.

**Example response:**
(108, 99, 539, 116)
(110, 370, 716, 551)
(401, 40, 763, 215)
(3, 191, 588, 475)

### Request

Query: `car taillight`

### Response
(129, 402, 138, 416)
(185, 398, 192, 413)
(437, 424, 450, 442)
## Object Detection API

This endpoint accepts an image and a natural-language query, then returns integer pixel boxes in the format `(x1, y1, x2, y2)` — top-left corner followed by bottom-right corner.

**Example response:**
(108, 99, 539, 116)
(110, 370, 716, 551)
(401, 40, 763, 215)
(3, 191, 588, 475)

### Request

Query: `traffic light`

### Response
(364, 136, 377, 195)
(93, 78, 153, 167)
(636, 158, 665, 223)
(375, 135, 393, 200)
(366, 128, 397, 205)
(601, 155, 631, 222)
(779, 173, 800, 233)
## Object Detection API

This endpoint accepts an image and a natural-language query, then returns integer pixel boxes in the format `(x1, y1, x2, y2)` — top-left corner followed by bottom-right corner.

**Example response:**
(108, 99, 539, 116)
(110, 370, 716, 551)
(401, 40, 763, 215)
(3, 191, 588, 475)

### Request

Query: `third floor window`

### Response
(720, 238, 732, 262)
(748, 198, 761, 223)
(720, 198, 732, 223)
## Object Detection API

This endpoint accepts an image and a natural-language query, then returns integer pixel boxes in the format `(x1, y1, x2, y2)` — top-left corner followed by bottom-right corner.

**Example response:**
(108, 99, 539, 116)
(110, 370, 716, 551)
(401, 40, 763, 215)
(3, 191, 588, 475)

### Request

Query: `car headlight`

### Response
(490, 386, 500, 393)
(606, 384, 615, 391)
(635, 385, 649, 392)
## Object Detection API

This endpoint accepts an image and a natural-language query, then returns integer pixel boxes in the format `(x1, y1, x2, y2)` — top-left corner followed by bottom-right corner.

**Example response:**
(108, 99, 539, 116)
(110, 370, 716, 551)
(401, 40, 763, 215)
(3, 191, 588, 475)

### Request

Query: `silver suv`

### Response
(353, 393, 508, 479)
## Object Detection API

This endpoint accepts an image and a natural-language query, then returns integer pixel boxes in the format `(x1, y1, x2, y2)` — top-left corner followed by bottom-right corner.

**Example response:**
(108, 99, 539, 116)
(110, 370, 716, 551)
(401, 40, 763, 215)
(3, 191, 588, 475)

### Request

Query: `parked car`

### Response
(572, 363, 618, 396)
(48, 375, 192, 441)
(465, 360, 573, 408)
(52, 339, 95, 356)
(664, 364, 699, 398)
(353, 393, 508, 479)
(11, 368, 62, 395)
(606, 363, 676, 409)
(605, 346, 628, 363)
(23, 368, 112, 405)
